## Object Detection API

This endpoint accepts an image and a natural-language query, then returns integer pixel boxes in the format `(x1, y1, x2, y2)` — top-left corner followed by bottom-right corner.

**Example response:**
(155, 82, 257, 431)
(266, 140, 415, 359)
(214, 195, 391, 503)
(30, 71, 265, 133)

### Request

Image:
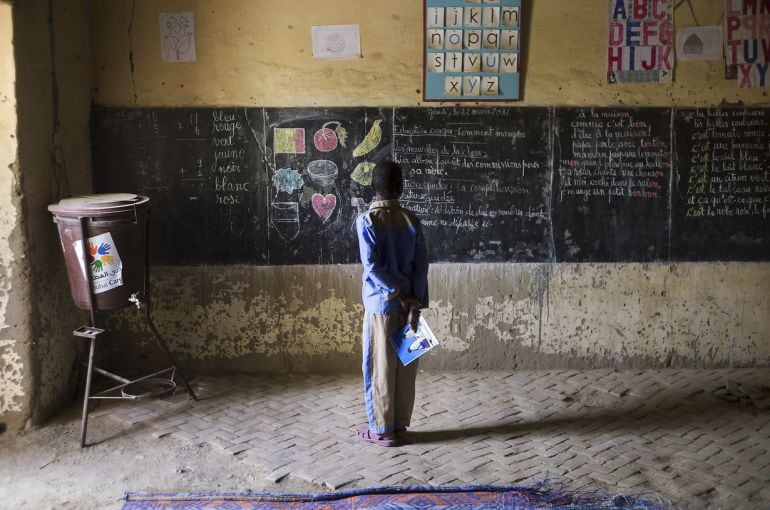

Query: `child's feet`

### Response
(356, 425, 398, 447)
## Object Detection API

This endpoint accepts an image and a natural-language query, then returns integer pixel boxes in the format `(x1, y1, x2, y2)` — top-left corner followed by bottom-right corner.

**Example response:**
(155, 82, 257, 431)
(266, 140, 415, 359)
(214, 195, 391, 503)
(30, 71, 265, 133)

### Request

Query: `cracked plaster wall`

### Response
(88, 0, 769, 373)
(0, 0, 92, 432)
(104, 263, 770, 374)
(0, 2, 27, 425)
(25, 0, 92, 424)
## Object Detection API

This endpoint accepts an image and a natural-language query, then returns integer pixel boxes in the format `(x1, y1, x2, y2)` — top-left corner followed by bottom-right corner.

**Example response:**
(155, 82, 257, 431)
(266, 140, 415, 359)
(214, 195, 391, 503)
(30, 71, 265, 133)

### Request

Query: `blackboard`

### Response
(92, 108, 394, 265)
(93, 108, 268, 265)
(672, 108, 770, 261)
(262, 108, 392, 264)
(92, 106, 770, 265)
(393, 107, 552, 262)
(552, 108, 672, 262)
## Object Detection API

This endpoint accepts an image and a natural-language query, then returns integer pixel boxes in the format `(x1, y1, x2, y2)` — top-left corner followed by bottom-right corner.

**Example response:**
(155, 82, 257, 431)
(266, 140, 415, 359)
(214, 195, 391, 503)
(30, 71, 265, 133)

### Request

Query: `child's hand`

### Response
(397, 292, 421, 311)
(407, 308, 421, 333)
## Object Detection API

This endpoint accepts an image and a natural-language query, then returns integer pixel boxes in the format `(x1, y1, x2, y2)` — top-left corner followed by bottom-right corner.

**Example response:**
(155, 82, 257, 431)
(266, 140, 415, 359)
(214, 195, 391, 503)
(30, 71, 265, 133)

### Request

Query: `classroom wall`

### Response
(27, 0, 92, 426)
(91, 0, 770, 107)
(90, 0, 769, 374)
(0, 0, 28, 431)
(0, 0, 92, 432)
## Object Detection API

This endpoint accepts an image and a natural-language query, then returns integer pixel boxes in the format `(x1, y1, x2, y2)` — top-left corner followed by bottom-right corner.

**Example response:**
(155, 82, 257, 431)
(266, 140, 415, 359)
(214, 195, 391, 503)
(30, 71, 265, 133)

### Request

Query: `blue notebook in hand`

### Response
(389, 316, 440, 366)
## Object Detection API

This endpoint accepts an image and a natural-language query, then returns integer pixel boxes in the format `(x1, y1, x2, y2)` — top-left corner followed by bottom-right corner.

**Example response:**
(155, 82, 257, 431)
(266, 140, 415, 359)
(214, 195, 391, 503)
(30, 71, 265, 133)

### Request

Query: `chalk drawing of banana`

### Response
(352, 119, 383, 158)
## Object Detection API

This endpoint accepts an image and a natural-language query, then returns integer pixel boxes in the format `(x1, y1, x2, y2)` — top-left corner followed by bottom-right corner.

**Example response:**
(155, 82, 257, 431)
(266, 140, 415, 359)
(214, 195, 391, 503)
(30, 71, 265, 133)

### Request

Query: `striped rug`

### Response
(123, 484, 670, 509)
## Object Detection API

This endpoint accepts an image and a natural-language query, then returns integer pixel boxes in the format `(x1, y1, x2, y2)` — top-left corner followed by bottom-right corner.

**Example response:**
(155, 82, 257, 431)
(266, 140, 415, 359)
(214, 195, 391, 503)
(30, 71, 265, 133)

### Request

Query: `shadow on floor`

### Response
(401, 399, 747, 445)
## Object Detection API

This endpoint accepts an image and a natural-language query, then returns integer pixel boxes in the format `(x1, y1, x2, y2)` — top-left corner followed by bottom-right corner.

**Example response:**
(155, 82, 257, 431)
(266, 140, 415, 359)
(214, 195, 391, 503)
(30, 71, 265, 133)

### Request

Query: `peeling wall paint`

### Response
(29, 0, 92, 422)
(107, 267, 364, 362)
(0, 0, 92, 432)
(105, 263, 770, 373)
(436, 263, 770, 369)
(0, 340, 24, 413)
(0, 1, 26, 421)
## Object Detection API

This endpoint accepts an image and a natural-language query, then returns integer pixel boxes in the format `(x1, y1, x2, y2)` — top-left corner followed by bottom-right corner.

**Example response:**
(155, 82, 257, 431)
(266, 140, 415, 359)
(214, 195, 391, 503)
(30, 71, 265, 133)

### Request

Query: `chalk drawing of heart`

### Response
(311, 193, 337, 222)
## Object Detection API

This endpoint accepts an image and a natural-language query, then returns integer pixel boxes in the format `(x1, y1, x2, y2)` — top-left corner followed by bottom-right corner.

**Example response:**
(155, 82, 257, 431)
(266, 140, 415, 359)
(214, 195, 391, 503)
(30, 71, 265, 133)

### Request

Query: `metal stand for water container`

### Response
(76, 216, 197, 449)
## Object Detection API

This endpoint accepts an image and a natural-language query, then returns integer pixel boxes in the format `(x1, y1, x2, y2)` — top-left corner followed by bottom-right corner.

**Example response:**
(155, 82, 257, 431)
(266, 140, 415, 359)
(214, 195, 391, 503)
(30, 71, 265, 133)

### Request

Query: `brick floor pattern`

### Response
(99, 369, 770, 510)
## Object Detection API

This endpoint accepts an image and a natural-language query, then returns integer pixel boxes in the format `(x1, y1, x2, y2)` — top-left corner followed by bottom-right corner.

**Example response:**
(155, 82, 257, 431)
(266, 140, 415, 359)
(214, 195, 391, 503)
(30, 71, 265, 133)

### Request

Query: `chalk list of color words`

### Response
(424, 0, 521, 101)
(725, 0, 770, 88)
(607, 0, 674, 84)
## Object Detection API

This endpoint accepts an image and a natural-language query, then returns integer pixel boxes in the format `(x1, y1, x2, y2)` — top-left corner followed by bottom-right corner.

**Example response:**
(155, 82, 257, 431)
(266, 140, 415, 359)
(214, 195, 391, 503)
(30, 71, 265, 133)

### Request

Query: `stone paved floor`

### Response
(96, 369, 770, 509)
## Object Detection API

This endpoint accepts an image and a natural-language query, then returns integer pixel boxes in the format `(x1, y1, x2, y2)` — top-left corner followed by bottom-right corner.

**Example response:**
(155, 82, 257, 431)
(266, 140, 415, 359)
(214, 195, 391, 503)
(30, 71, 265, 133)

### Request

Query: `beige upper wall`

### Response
(92, 0, 770, 107)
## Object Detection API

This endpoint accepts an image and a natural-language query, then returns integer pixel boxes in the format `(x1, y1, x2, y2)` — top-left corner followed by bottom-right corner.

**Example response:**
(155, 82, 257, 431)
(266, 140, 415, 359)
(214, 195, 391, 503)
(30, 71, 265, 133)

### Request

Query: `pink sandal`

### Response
(356, 425, 398, 447)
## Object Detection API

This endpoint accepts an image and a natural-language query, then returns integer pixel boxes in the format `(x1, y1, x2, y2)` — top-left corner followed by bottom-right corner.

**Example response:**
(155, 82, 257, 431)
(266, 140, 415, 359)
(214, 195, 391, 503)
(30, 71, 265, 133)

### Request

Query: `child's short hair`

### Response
(372, 161, 403, 195)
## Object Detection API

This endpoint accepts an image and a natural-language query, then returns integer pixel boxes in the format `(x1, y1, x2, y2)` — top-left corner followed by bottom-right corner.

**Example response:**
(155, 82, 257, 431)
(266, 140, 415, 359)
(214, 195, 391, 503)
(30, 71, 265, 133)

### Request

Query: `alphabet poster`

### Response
(607, 0, 674, 84)
(724, 0, 769, 88)
(423, 0, 521, 101)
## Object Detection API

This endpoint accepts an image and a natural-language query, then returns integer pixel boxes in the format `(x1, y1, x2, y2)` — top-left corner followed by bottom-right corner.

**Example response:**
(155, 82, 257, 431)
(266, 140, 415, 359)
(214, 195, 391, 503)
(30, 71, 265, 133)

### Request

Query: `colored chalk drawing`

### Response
(272, 168, 304, 194)
(352, 120, 383, 157)
(72, 232, 124, 294)
(274, 128, 306, 154)
(271, 202, 301, 241)
(317, 121, 348, 149)
(351, 161, 376, 185)
(311, 194, 338, 222)
(267, 115, 378, 242)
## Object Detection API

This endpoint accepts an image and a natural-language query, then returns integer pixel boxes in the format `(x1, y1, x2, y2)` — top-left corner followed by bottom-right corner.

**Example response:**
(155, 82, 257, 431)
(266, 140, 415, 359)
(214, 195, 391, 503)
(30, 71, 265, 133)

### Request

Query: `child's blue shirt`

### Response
(355, 200, 429, 314)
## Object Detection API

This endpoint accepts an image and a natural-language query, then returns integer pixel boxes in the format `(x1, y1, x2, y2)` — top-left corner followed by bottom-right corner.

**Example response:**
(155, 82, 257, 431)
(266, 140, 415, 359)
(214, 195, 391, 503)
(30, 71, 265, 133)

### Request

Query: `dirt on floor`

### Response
(0, 403, 325, 510)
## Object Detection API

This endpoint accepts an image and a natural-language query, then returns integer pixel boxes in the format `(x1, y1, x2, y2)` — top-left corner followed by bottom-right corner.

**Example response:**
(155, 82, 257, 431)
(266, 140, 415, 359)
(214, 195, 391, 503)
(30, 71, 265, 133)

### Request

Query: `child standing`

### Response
(355, 161, 429, 447)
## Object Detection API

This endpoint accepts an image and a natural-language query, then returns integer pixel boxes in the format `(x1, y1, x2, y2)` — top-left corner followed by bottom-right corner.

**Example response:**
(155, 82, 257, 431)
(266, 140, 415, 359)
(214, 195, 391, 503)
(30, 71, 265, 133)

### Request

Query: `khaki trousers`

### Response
(362, 312, 419, 435)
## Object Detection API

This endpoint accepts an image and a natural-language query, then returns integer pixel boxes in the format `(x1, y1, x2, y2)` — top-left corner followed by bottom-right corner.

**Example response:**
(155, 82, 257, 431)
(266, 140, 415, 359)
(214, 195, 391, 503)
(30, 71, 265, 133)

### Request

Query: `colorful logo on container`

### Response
(88, 242, 115, 272)
(73, 232, 123, 295)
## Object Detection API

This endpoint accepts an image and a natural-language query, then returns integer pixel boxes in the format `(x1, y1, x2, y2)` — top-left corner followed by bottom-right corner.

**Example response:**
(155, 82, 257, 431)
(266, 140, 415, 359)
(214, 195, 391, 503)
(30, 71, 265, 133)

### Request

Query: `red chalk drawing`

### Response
(311, 193, 337, 222)
(313, 121, 348, 152)
(313, 127, 338, 152)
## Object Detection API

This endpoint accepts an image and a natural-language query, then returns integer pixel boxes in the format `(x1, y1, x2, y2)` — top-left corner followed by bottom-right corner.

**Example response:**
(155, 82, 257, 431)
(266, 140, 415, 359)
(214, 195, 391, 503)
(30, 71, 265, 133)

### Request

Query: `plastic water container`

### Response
(48, 193, 150, 311)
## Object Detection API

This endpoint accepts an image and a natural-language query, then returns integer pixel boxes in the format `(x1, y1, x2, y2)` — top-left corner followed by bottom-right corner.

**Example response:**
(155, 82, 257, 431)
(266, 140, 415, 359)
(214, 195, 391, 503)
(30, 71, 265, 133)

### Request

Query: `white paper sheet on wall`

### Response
(311, 24, 362, 60)
(676, 26, 723, 61)
(160, 12, 197, 62)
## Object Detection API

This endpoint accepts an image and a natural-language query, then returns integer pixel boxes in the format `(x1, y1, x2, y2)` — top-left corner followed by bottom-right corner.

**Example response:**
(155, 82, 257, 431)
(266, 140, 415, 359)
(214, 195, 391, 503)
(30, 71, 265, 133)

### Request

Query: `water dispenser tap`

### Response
(129, 293, 144, 309)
